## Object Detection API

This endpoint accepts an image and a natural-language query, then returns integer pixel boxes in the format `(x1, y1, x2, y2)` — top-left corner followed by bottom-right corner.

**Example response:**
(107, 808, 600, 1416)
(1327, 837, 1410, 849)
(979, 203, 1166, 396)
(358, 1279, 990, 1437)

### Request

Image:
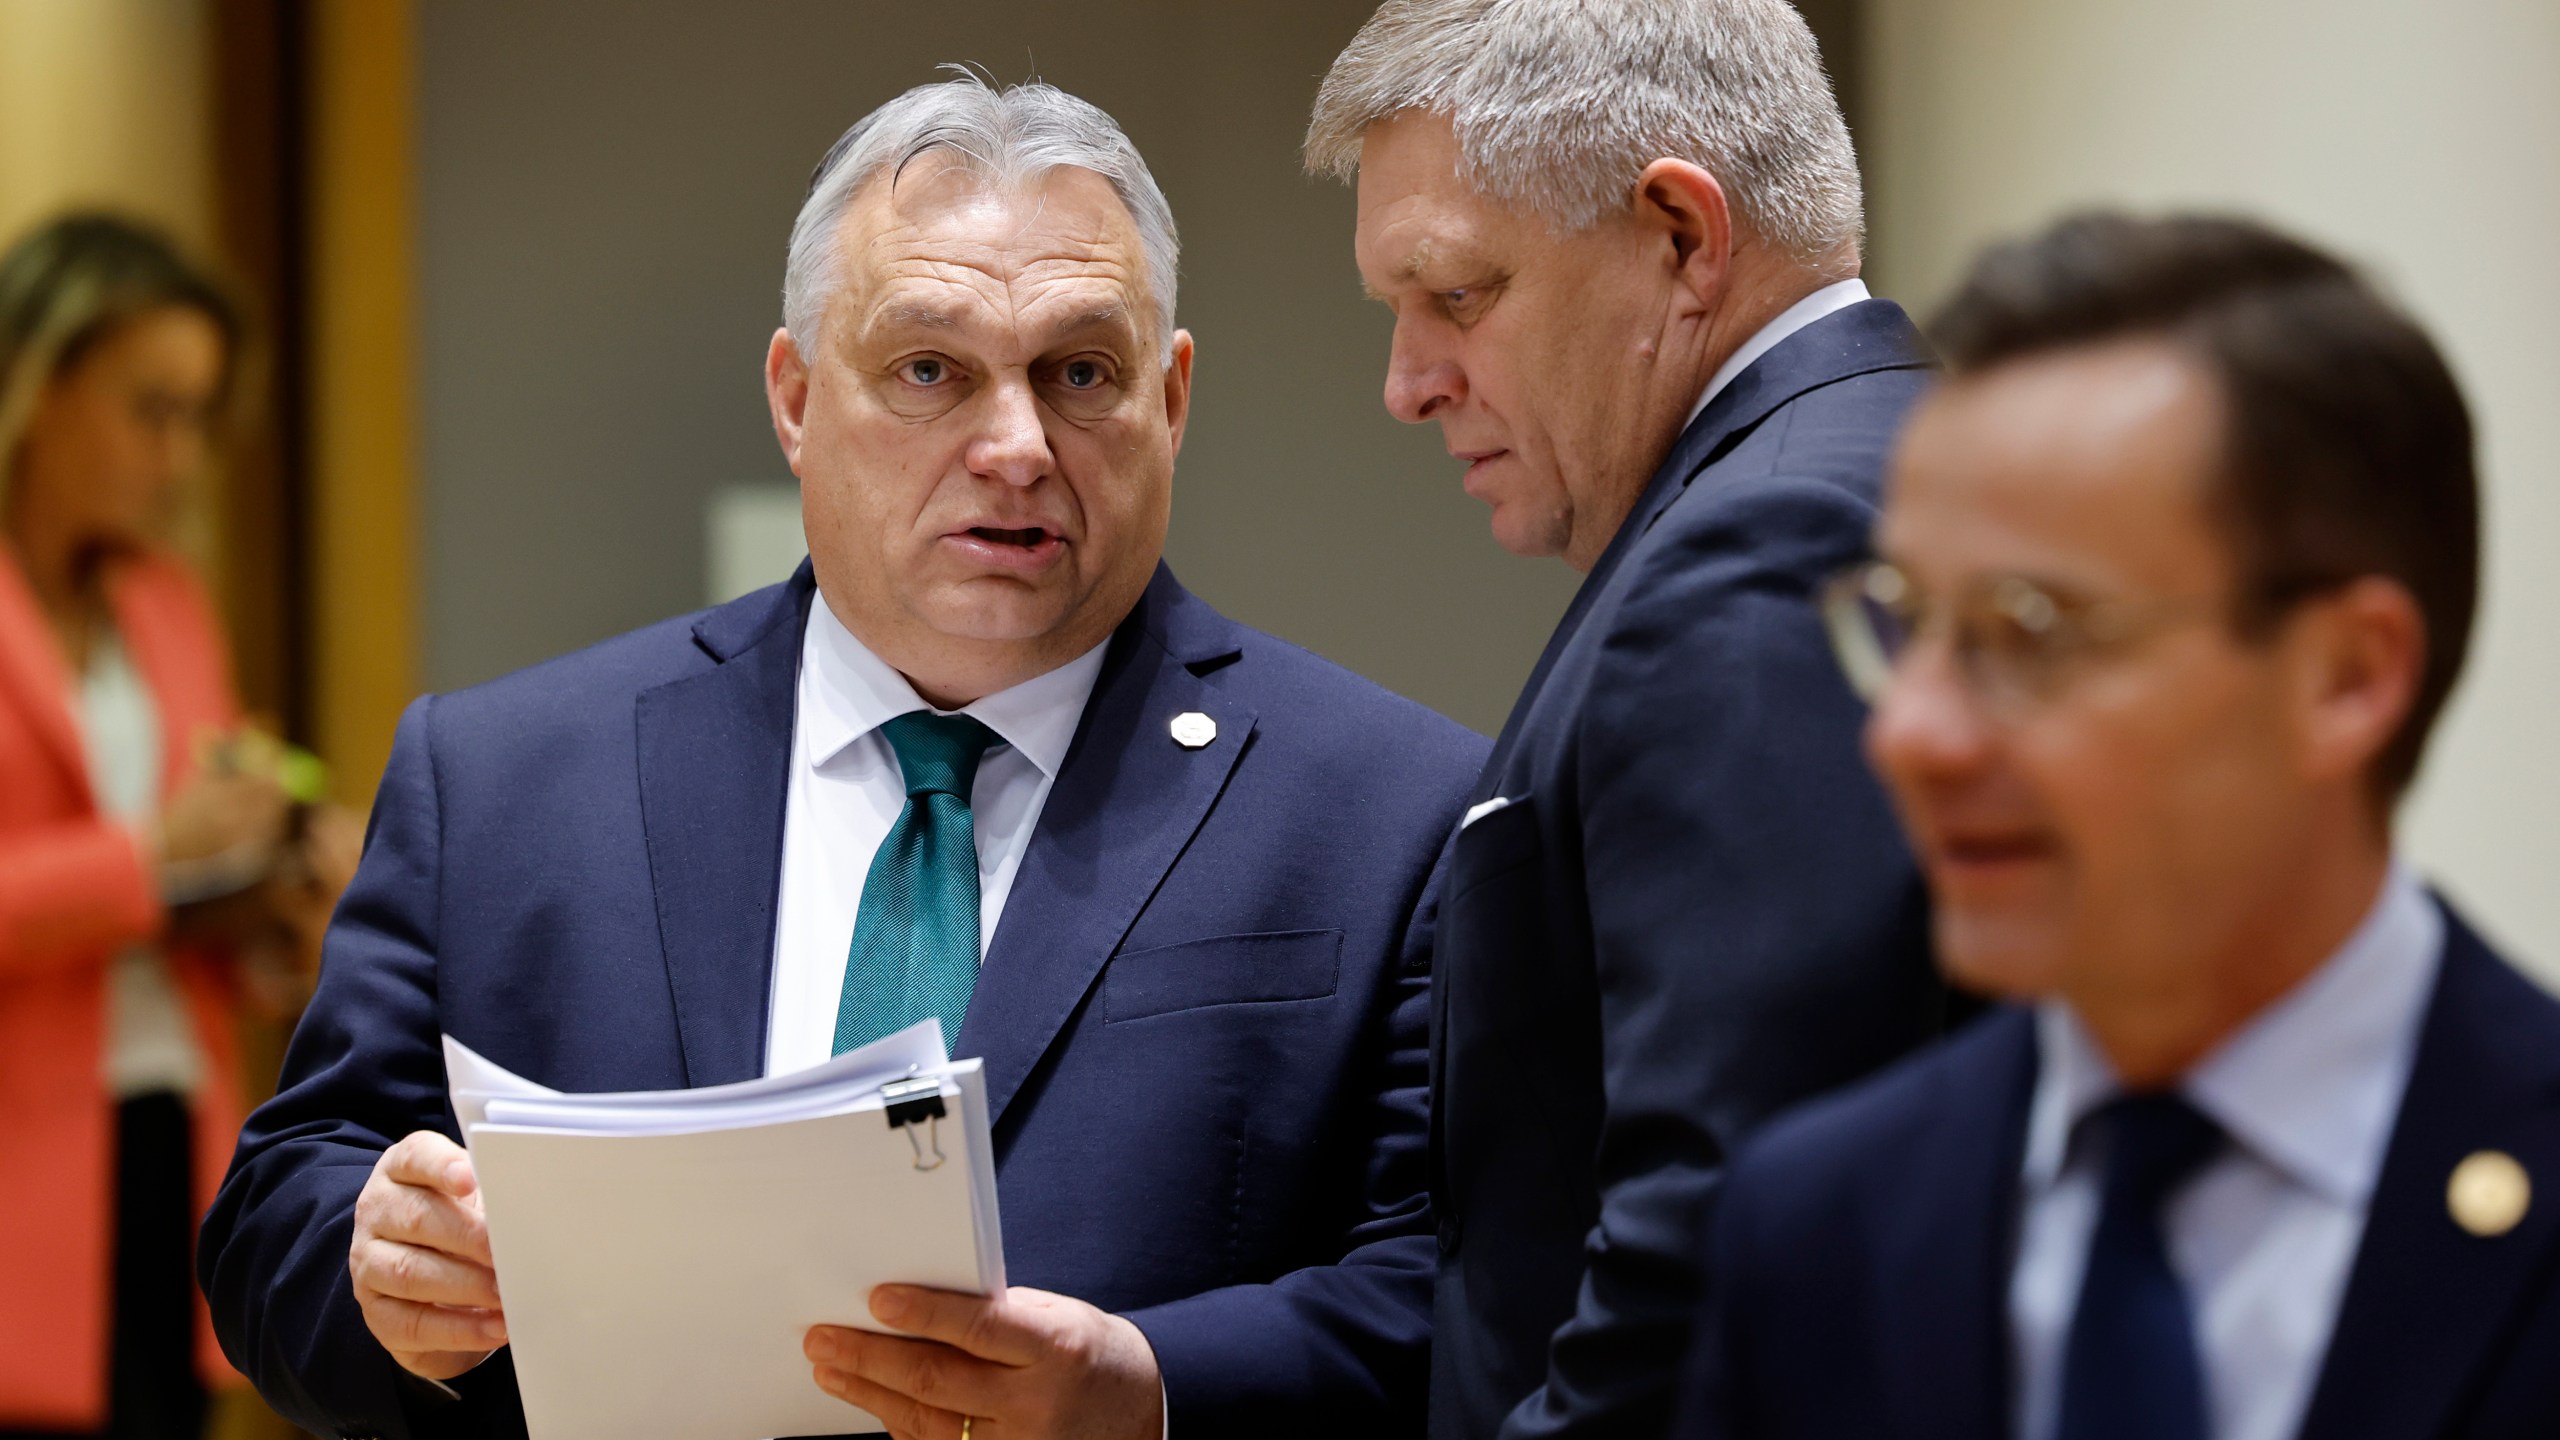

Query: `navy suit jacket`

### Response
(1429, 300, 1965, 1440)
(1687, 901, 2560, 1440)
(200, 563, 1486, 1439)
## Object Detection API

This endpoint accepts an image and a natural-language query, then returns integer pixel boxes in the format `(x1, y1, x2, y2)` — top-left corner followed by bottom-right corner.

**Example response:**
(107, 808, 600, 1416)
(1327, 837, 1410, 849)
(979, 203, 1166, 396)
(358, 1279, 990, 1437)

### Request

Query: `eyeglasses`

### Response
(1819, 559, 2226, 711)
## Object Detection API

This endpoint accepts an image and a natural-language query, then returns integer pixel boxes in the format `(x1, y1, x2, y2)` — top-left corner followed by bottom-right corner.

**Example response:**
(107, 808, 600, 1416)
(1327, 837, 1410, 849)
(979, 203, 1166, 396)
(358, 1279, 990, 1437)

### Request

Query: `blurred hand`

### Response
(226, 801, 362, 1016)
(806, 1285, 1163, 1440)
(272, 801, 362, 944)
(293, 801, 363, 897)
(154, 763, 289, 873)
(350, 1131, 508, 1380)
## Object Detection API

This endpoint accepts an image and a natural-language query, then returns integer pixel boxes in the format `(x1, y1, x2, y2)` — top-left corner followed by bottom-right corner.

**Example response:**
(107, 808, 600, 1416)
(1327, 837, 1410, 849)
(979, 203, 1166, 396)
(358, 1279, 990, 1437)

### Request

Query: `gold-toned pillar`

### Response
(306, 0, 418, 805)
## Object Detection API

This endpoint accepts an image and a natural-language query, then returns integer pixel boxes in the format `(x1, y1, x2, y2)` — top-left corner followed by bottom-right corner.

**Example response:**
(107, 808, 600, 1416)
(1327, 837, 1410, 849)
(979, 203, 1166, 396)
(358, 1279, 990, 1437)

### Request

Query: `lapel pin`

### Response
(2447, 1149, 2531, 1238)
(1169, 711, 1217, 750)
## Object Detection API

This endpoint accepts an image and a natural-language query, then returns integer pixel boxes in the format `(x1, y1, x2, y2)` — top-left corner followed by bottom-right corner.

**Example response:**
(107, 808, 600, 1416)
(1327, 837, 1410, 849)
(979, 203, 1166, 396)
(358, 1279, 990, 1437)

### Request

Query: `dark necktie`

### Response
(831, 711, 999, 1056)
(2056, 1091, 2225, 1440)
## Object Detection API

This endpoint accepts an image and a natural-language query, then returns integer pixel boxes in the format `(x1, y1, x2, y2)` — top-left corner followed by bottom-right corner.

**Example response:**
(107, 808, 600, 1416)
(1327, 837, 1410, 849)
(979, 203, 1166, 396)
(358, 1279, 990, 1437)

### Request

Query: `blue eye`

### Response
(1436, 283, 1497, 321)
(902, 358, 947, 385)
(1061, 360, 1105, 389)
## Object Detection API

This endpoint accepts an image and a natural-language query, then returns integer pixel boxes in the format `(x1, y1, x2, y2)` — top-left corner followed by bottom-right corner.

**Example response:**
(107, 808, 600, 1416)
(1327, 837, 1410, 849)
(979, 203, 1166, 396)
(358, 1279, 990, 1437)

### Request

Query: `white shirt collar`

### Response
(1680, 277, 1873, 433)
(799, 593, 1107, 781)
(2024, 862, 2444, 1206)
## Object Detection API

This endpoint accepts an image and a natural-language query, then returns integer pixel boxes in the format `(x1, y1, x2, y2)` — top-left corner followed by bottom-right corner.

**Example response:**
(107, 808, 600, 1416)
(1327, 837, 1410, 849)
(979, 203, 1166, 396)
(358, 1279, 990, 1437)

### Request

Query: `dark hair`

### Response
(1929, 211, 2478, 801)
(0, 214, 244, 501)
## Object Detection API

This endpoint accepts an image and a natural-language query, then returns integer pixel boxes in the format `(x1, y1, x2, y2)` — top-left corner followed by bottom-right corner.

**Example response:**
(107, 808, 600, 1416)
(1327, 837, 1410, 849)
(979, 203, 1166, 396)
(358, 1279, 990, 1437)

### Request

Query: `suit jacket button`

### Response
(1437, 1215, 1461, 1254)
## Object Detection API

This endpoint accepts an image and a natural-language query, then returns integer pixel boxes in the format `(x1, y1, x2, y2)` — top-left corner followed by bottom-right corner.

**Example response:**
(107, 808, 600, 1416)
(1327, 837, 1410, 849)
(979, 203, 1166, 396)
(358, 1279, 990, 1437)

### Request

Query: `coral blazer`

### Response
(0, 546, 245, 1428)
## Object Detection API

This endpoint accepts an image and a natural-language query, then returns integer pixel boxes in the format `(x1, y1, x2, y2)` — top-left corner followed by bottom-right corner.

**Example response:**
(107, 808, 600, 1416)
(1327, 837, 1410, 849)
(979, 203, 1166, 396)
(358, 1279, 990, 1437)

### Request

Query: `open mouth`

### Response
(968, 525, 1052, 548)
(946, 523, 1066, 571)
(1927, 831, 2060, 893)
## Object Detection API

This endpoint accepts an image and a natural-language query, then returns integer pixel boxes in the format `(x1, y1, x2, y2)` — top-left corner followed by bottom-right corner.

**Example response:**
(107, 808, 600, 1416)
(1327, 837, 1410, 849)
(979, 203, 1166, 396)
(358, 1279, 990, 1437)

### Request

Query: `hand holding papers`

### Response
(443, 1021, 1006, 1440)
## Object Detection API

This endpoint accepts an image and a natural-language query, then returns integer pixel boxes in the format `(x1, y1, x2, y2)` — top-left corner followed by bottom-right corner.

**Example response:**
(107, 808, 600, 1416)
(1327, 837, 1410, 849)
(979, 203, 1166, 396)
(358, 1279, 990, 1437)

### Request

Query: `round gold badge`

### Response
(2447, 1150, 2531, 1238)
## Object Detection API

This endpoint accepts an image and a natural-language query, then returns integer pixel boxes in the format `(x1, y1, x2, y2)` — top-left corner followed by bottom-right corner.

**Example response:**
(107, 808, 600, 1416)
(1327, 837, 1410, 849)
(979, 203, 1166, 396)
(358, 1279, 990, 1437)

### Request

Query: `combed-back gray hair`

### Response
(785, 72, 1180, 360)
(1306, 0, 1863, 264)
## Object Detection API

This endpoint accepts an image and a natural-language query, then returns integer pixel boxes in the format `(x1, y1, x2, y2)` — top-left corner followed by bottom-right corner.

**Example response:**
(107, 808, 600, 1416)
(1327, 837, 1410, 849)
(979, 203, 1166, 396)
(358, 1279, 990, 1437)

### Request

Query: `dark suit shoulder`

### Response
(429, 598, 746, 727)
(1159, 581, 1488, 786)
(1607, 366, 1926, 626)
(1733, 361, 1933, 500)
(1726, 1008, 2033, 1221)
(2438, 905, 2560, 1066)
(1238, 630, 1481, 752)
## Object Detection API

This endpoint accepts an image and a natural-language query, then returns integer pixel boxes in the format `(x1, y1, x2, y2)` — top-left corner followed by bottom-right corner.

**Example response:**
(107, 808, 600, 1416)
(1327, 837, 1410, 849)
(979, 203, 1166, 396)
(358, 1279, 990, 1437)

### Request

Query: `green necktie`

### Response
(832, 711, 1000, 1056)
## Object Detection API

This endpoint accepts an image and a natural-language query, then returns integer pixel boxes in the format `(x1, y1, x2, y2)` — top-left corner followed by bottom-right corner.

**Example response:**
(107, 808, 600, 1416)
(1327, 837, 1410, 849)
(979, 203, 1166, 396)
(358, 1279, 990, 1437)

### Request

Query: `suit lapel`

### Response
(1475, 299, 1934, 795)
(2296, 906, 2560, 1440)
(1868, 1011, 2036, 1437)
(635, 569, 813, 1088)
(959, 567, 1253, 1128)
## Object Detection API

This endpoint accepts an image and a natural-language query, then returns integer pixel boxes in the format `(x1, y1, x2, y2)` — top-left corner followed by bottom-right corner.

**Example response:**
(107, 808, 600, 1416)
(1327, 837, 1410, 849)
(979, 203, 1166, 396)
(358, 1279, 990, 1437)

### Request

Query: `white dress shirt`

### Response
(763, 596, 1107, 1078)
(76, 628, 206, 1099)
(1680, 277, 1873, 432)
(2010, 863, 2444, 1440)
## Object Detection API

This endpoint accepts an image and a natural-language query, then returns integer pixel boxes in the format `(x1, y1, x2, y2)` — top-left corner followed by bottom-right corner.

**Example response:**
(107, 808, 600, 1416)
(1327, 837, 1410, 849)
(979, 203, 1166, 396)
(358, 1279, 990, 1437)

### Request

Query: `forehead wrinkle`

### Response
(857, 266, 1141, 360)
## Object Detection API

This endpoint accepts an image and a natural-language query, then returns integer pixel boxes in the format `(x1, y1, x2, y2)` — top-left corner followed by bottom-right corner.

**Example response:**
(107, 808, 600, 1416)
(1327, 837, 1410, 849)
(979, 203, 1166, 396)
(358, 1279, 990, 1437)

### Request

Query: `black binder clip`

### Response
(880, 1074, 948, 1171)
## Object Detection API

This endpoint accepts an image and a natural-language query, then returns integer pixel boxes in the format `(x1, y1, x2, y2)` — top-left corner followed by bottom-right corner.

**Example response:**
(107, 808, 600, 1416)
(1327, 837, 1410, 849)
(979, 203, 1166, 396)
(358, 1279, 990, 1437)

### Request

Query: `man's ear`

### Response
(1633, 158, 1733, 318)
(1162, 329, 1196, 459)
(2292, 576, 2428, 788)
(765, 327, 812, 472)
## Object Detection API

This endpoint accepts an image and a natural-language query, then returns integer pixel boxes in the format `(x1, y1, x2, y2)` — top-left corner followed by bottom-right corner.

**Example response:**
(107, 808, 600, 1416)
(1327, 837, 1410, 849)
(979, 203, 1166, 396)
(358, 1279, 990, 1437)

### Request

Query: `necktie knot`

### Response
(2092, 1091, 2223, 1208)
(880, 711, 998, 799)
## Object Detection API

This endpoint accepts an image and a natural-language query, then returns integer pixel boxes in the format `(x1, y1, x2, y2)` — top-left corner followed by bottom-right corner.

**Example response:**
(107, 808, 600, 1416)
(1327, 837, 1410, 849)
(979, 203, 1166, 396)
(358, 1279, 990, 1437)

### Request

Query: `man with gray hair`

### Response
(202, 74, 1478, 1438)
(1308, 4, 1960, 1437)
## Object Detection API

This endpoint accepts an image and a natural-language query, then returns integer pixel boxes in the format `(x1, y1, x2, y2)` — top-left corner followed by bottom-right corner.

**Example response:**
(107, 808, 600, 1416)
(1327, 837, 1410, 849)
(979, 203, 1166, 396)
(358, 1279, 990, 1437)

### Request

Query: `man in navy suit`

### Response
(1305, 3, 1962, 1436)
(199, 76, 1483, 1440)
(1687, 213, 2560, 1440)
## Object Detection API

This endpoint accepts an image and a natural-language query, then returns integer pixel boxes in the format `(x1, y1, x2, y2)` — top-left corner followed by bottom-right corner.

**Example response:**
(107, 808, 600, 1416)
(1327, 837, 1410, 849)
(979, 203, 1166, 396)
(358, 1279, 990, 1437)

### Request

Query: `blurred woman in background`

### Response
(0, 215, 351, 1440)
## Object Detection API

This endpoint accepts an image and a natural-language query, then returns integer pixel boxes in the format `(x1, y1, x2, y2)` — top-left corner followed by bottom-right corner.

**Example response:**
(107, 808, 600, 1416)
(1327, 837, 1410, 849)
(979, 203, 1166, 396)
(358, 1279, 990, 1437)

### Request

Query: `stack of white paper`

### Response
(443, 1021, 1006, 1440)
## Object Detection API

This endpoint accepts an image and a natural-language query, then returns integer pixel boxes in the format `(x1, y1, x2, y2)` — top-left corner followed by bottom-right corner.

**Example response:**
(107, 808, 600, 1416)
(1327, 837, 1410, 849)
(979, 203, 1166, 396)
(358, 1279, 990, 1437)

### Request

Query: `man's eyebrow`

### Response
(872, 301, 964, 332)
(1036, 303, 1137, 345)
(1018, 302, 1141, 353)
(1360, 241, 1448, 302)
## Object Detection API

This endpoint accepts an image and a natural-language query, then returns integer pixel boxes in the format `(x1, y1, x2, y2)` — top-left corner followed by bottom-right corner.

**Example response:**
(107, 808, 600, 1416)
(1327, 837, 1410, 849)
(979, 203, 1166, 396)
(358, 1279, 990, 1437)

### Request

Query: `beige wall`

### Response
(1865, 0, 2560, 977)
(0, 0, 212, 249)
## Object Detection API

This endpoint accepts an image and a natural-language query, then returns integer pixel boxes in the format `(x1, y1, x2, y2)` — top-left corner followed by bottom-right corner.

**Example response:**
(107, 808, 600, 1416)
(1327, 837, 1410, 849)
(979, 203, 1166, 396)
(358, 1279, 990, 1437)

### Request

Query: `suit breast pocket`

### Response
(1450, 792, 1541, 904)
(1098, 929, 1344, 1024)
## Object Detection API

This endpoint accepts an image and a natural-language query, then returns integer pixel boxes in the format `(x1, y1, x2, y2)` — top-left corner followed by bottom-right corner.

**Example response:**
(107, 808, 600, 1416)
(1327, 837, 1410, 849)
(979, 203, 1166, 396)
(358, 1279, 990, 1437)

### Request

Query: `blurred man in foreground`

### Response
(1307, 2, 1959, 1435)
(1688, 213, 2560, 1440)
(201, 76, 1480, 1439)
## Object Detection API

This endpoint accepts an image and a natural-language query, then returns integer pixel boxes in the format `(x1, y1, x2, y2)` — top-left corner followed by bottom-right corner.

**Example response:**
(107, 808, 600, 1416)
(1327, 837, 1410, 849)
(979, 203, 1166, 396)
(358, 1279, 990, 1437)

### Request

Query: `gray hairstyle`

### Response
(784, 73, 1180, 359)
(1305, 0, 1863, 263)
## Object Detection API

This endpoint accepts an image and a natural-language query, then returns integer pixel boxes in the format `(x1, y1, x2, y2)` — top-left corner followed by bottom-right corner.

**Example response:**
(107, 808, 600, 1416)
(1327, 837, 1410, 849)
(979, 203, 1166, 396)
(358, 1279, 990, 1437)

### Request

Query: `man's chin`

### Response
(1486, 503, 1571, 560)
(912, 575, 1101, 645)
(919, 603, 1072, 647)
(1932, 907, 2070, 1002)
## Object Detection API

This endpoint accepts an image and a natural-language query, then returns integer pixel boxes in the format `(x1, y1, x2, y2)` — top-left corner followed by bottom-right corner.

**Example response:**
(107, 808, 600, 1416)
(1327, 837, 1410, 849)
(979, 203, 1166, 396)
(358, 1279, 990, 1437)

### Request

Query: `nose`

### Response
(1864, 631, 1998, 793)
(1382, 317, 1463, 425)
(965, 376, 1054, 487)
